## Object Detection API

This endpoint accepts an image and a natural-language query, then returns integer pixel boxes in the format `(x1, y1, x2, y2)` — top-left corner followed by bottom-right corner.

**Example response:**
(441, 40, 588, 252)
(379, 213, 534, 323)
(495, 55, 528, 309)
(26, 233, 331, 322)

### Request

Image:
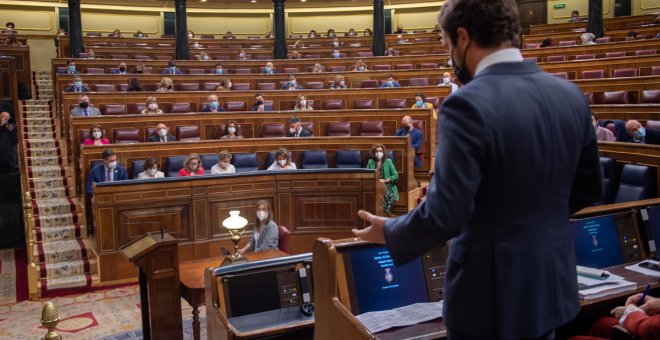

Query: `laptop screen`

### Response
(572, 214, 624, 269)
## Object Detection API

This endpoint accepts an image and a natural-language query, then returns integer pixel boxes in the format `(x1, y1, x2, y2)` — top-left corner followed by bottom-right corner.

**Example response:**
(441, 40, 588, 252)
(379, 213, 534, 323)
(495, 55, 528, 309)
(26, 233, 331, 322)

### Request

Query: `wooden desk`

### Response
(579, 264, 660, 313)
(180, 249, 287, 340)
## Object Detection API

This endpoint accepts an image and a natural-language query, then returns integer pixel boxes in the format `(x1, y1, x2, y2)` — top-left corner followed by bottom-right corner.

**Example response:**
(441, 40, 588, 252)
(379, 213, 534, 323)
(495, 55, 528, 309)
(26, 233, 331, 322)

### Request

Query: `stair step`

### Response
(39, 274, 91, 292)
(36, 239, 88, 264)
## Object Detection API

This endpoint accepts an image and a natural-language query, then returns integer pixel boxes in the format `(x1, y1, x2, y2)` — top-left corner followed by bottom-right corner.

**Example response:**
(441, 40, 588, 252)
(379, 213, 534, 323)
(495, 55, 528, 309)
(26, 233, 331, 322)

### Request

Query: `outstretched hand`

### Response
(352, 210, 389, 244)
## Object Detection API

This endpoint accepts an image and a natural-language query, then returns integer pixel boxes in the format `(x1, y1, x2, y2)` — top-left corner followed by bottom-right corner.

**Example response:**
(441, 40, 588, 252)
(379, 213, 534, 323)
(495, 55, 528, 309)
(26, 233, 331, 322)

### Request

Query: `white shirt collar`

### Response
(474, 48, 523, 76)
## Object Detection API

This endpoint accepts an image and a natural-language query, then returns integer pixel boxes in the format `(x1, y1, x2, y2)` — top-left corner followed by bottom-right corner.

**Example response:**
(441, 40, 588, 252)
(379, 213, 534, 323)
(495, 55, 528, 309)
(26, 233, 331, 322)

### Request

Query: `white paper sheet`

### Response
(356, 301, 443, 334)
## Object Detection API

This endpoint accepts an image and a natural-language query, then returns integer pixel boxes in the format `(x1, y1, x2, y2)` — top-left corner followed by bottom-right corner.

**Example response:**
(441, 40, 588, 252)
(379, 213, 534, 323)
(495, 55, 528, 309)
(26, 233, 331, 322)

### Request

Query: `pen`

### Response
(637, 283, 651, 307)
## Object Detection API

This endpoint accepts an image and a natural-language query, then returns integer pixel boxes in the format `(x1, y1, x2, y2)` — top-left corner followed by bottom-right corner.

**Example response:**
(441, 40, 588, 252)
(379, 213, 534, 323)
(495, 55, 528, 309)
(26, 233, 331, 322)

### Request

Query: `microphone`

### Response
(121, 221, 166, 240)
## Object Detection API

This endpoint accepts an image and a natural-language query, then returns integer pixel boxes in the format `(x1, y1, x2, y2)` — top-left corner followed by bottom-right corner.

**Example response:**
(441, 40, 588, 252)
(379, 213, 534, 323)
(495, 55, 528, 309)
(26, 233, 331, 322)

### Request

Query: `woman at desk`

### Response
(239, 200, 279, 254)
(571, 293, 660, 340)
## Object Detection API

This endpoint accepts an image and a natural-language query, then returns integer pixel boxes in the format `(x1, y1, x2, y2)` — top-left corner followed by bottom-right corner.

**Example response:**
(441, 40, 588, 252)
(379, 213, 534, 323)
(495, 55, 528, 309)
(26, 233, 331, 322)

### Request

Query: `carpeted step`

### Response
(22, 123, 54, 133)
(23, 117, 55, 126)
(33, 198, 77, 216)
(30, 187, 70, 200)
(24, 131, 57, 139)
(27, 156, 62, 167)
(39, 259, 89, 279)
(34, 224, 83, 242)
(39, 273, 92, 293)
(34, 212, 78, 229)
(28, 165, 66, 179)
(29, 177, 69, 190)
(26, 148, 60, 158)
(25, 139, 60, 149)
(37, 239, 87, 264)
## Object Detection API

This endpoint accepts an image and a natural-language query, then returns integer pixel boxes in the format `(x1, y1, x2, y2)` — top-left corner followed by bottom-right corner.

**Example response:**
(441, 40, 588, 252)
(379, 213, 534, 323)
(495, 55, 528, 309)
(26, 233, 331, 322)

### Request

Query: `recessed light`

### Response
(251, 0, 257, 2)
(301, 0, 306, 2)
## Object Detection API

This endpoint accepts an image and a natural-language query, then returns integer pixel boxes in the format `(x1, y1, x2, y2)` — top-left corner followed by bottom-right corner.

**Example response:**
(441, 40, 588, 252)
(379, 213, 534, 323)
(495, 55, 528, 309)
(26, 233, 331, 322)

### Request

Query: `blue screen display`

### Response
(646, 206, 660, 253)
(348, 246, 429, 314)
(572, 215, 624, 269)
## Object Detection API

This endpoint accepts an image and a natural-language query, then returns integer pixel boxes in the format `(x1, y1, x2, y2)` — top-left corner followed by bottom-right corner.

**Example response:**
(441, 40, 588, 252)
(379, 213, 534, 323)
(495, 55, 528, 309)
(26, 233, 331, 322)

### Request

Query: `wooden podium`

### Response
(120, 231, 183, 340)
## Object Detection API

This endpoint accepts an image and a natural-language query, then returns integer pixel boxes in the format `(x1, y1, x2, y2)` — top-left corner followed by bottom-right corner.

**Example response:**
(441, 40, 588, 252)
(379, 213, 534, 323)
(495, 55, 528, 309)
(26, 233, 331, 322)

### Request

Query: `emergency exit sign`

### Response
(554, 3, 566, 9)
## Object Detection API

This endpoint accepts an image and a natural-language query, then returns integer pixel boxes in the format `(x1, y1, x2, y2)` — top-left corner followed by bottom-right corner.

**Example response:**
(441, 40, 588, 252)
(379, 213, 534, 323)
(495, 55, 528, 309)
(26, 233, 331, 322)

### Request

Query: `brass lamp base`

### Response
(221, 254, 248, 266)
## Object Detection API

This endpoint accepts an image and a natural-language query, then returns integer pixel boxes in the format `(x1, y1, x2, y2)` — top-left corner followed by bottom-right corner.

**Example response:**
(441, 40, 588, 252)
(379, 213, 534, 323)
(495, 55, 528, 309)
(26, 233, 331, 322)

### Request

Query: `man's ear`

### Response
(455, 27, 470, 50)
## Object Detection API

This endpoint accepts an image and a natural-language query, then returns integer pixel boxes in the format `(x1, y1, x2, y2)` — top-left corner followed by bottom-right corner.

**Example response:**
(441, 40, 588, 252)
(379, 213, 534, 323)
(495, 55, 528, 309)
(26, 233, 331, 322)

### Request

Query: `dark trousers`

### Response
(448, 330, 555, 340)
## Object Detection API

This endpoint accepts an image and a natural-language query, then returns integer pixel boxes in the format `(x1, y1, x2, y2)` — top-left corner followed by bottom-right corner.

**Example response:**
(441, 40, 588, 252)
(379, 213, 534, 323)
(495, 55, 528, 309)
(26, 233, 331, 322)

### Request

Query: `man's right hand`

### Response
(625, 293, 660, 314)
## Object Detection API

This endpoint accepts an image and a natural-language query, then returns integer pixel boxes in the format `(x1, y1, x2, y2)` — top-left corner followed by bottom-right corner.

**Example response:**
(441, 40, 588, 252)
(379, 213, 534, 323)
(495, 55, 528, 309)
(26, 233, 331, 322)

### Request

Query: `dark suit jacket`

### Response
(86, 164, 128, 196)
(148, 135, 177, 142)
(645, 128, 660, 145)
(287, 128, 312, 137)
(250, 105, 273, 112)
(395, 127, 423, 167)
(383, 61, 601, 338)
(110, 69, 128, 74)
(201, 106, 226, 112)
(63, 86, 90, 93)
(161, 69, 183, 75)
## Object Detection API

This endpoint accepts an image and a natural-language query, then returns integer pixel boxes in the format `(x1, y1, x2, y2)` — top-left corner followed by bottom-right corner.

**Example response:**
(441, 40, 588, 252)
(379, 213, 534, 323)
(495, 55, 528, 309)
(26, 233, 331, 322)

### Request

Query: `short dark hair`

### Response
(143, 157, 159, 170)
(254, 92, 262, 98)
(571, 10, 579, 16)
(102, 149, 116, 160)
(289, 116, 301, 124)
(415, 92, 426, 101)
(439, 0, 521, 48)
(6, 22, 14, 28)
(168, 60, 176, 67)
(67, 59, 75, 65)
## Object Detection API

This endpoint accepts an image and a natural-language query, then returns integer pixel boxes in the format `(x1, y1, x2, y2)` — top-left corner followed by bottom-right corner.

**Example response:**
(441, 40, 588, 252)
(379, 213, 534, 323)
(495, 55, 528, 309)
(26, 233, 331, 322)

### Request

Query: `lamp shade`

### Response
(222, 210, 248, 230)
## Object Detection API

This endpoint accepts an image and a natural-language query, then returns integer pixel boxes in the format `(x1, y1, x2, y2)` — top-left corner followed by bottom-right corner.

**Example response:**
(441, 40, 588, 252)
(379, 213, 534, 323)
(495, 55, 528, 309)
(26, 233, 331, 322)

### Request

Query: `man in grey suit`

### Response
(354, 1, 602, 339)
(70, 94, 101, 117)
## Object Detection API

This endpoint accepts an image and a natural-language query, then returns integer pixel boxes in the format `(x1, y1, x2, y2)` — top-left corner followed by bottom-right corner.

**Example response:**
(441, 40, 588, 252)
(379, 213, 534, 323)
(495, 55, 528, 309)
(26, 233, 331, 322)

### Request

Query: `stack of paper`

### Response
(578, 270, 636, 300)
(625, 260, 660, 278)
(356, 301, 443, 334)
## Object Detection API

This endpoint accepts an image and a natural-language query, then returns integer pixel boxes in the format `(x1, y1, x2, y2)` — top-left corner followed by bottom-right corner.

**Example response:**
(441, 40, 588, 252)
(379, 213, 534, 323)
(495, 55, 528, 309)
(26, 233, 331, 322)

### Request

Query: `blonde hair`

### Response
(160, 77, 173, 88)
(183, 153, 202, 172)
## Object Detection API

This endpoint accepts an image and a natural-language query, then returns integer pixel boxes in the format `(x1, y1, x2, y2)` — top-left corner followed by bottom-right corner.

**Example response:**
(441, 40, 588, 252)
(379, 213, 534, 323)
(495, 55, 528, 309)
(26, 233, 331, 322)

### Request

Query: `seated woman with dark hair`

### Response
(83, 124, 110, 145)
(179, 153, 204, 176)
(141, 96, 163, 115)
(216, 77, 232, 91)
(239, 200, 279, 254)
(293, 94, 313, 111)
(127, 77, 143, 92)
(138, 157, 164, 179)
(219, 120, 243, 139)
(366, 143, 398, 217)
(363, 28, 372, 36)
(110, 29, 122, 38)
(267, 148, 297, 170)
(308, 29, 318, 38)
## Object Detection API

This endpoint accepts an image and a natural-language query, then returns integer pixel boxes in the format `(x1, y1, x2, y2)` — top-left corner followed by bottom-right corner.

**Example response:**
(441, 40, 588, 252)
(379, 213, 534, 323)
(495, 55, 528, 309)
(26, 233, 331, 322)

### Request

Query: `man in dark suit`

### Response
(250, 93, 272, 112)
(86, 149, 128, 197)
(395, 115, 423, 167)
(70, 95, 101, 117)
(354, 1, 602, 339)
(63, 75, 90, 93)
(148, 123, 177, 142)
(201, 94, 226, 112)
(110, 62, 128, 74)
(281, 74, 304, 90)
(161, 60, 183, 75)
(625, 119, 660, 145)
(59, 60, 80, 75)
(287, 116, 312, 137)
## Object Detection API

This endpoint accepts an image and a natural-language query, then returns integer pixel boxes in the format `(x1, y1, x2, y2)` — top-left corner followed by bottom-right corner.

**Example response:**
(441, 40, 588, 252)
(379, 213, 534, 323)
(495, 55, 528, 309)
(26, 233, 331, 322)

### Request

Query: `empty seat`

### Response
(394, 64, 414, 70)
(282, 67, 299, 74)
(523, 57, 537, 62)
(558, 40, 576, 46)
(156, 56, 172, 61)
(524, 44, 537, 49)
(640, 90, 660, 104)
(551, 72, 569, 80)
(165, 156, 186, 177)
(353, 99, 374, 109)
(112, 128, 140, 144)
(601, 91, 631, 104)
(575, 54, 596, 60)
(203, 82, 220, 91)
(326, 122, 351, 136)
(372, 65, 392, 71)
(594, 37, 611, 43)
(85, 67, 105, 74)
(200, 154, 219, 175)
(360, 121, 384, 136)
(261, 123, 286, 138)
(231, 83, 251, 90)
(301, 122, 315, 136)
(322, 99, 345, 110)
(612, 68, 637, 78)
(614, 164, 657, 203)
(257, 83, 276, 90)
(599, 157, 618, 205)
(408, 78, 429, 86)
(234, 68, 252, 74)
(167, 102, 197, 113)
(335, 150, 362, 168)
(127, 103, 146, 115)
(583, 92, 595, 104)
(232, 153, 259, 173)
(419, 63, 439, 69)
(177, 83, 201, 91)
(131, 160, 145, 179)
(100, 104, 127, 115)
(356, 51, 374, 57)
(201, 34, 214, 39)
(545, 55, 566, 62)
(384, 98, 408, 108)
(301, 150, 328, 169)
(635, 49, 656, 56)
(176, 125, 201, 142)
(328, 66, 346, 72)
(93, 84, 116, 92)
(581, 70, 605, 79)
(305, 82, 324, 89)
(277, 225, 290, 253)
(187, 68, 205, 74)
(652, 66, 660, 76)
(225, 102, 246, 111)
(361, 80, 379, 88)
(606, 51, 625, 58)
(111, 54, 128, 59)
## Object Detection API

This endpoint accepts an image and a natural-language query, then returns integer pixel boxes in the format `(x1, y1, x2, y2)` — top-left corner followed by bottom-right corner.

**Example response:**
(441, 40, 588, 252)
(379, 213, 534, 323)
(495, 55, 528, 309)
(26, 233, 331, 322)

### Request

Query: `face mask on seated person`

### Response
(68, 66, 76, 73)
(210, 101, 219, 109)
(443, 77, 451, 84)
(290, 80, 297, 87)
(158, 129, 167, 137)
(74, 81, 82, 88)
(264, 66, 272, 73)
(257, 210, 268, 221)
(147, 168, 157, 176)
(375, 152, 384, 160)
(416, 100, 424, 108)
(278, 159, 288, 167)
(93, 131, 102, 139)
(635, 128, 646, 139)
(227, 127, 236, 134)
(169, 67, 176, 73)
(299, 100, 306, 107)
(148, 103, 158, 110)
(107, 161, 117, 170)
(358, 66, 365, 71)
(333, 52, 340, 58)
(79, 102, 89, 109)
(216, 69, 223, 75)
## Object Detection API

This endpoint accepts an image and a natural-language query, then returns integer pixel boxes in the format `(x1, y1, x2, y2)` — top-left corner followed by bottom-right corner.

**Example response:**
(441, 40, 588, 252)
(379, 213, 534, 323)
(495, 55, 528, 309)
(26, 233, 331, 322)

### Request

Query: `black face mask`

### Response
(136, 69, 143, 74)
(119, 66, 126, 72)
(79, 102, 89, 109)
(403, 125, 410, 132)
(451, 40, 473, 85)
(256, 100, 264, 106)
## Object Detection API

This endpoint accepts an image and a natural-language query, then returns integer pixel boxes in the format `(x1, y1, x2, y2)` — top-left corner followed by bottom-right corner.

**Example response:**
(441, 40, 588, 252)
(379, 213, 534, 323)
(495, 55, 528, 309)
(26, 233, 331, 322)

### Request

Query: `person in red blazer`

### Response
(178, 153, 204, 176)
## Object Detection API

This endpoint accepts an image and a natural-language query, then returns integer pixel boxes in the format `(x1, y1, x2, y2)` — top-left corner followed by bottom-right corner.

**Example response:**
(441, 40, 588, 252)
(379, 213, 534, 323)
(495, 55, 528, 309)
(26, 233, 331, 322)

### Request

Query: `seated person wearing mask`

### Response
(353, 59, 367, 72)
(60, 60, 80, 75)
(626, 120, 660, 145)
(592, 113, 615, 142)
(211, 150, 236, 175)
(64, 75, 89, 93)
(202, 94, 226, 112)
(138, 157, 164, 179)
(262, 61, 276, 75)
(219, 120, 243, 139)
(111, 62, 129, 74)
(179, 153, 204, 176)
(332, 49, 342, 58)
(213, 64, 224, 75)
(581, 32, 596, 45)
(439, 71, 459, 93)
(161, 61, 182, 75)
(236, 50, 248, 60)
(267, 148, 297, 170)
(157, 77, 174, 92)
(411, 93, 437, 120)
(83, 124, 110, 145)
(395, 115, 423, 167)
(149, 123, 177, 142)
(330, 75, 347, 89)
(288, 116, 312, 137)
(141, 96, 164, 115)
(251, 93, 272, 111)
(294, 95, 314, 111)
(239, 200, 279, 254)
(86, 149, 128, 197)
(0, 111, 18, 173)
(282, 74, 303, 90)
(71, 95, 100, 117)
(379, 74, 401, 88)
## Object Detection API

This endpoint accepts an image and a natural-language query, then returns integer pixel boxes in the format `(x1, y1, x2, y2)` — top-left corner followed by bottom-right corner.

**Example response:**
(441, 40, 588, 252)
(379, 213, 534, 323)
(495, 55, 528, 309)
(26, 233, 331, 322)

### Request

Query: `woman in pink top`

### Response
(82, 124, 110, 145)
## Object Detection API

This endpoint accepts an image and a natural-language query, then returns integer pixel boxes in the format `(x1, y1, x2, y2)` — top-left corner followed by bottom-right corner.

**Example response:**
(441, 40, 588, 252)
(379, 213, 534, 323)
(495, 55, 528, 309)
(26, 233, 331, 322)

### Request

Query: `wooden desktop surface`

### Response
(580, 263, 660, 312)
(179, 249, 288, 340)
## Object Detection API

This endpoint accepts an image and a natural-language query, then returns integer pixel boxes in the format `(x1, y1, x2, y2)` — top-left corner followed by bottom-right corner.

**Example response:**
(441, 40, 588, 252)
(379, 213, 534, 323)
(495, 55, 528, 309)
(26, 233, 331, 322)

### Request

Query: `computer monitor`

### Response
(572, 214, 625, 268)
(643, 205, 660, 255)
(343, 244, 444, 315)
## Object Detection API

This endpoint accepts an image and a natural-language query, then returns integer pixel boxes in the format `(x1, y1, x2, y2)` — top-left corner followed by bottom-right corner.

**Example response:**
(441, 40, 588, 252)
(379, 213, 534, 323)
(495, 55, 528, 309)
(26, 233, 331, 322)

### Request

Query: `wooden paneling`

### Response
(1, 46, 31, 98)
(591, 104, 660, 121)
(523, 25, 660, 45)
(517, 0, 547, 35)
(92, 169, 383, 284)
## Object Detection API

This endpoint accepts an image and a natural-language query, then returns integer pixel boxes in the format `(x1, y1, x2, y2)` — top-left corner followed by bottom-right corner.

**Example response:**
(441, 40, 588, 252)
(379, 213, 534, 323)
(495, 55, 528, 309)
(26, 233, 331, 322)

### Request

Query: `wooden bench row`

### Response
(529, 14, 656, 34)
(523, 25, 660, 46)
